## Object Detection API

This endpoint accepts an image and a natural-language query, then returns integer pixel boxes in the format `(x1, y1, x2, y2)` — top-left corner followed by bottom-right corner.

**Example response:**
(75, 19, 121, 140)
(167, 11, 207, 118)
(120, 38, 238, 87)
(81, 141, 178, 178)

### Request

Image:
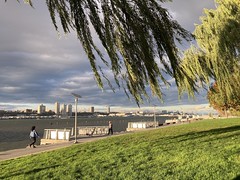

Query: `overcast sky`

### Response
(0, 0, 217, 113)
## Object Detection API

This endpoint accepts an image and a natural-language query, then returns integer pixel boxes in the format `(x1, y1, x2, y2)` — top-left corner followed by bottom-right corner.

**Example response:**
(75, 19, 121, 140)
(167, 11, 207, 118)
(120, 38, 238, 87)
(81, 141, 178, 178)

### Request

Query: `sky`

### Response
(0, 0, 217, 113)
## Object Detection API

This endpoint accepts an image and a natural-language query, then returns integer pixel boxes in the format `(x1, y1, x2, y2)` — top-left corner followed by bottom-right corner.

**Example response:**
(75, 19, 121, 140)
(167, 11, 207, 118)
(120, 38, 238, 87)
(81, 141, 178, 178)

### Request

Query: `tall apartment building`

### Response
(67, 104, 72, 116)
(61, 104, 67, 116)
(107, 106, 110, 114)
(55, 102, 60, 115)
(38, 104, 46, 114)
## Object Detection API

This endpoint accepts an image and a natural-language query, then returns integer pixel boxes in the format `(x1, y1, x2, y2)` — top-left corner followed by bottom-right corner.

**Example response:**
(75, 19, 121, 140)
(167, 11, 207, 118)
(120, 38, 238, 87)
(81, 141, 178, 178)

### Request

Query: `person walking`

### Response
(29, 126, 39, 148)
(108, 121, 113, 135)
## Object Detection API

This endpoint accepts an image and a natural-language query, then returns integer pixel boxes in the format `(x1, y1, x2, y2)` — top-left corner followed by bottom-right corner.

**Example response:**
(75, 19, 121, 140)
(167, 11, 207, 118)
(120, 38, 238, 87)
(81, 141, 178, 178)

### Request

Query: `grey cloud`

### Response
(163, 0, 216, 32)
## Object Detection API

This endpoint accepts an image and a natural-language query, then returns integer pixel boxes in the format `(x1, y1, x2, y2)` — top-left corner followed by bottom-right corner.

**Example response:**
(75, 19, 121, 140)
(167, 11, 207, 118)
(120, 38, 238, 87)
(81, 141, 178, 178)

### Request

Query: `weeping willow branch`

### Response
(10, 0, 194, 105)
(181, 0, 240, 102)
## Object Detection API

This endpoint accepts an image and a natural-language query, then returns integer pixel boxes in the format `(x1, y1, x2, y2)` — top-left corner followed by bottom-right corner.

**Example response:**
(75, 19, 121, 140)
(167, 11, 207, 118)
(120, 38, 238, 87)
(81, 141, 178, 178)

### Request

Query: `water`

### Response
(0, 116, 171, 152)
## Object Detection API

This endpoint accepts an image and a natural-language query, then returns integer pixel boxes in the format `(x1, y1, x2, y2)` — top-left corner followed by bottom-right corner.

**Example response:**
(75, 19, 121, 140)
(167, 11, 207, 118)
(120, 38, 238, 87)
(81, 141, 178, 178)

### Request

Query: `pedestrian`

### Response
(29, 126, 39, 148)
(108, 121, 113, 135)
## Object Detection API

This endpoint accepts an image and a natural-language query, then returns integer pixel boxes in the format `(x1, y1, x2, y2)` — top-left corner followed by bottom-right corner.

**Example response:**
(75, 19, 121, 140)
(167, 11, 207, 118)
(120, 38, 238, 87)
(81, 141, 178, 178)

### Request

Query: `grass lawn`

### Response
(1, 118, 240, 180)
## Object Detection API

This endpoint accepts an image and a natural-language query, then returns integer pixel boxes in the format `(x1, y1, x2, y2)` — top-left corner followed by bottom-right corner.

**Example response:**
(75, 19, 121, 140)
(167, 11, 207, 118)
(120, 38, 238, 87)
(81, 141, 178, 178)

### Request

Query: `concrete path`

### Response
(0, 135, 113, 161)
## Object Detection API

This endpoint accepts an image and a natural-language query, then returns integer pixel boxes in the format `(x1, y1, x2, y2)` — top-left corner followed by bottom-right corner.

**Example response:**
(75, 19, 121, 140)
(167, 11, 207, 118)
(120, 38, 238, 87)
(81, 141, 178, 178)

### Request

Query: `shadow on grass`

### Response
(167, 125, 240, 143)
(1, 164, 60, 179)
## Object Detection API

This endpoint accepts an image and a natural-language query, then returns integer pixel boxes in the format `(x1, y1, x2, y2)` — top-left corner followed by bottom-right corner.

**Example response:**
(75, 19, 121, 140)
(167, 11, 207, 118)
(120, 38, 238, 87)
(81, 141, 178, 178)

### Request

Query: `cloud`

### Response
(163, 0, 216, 32)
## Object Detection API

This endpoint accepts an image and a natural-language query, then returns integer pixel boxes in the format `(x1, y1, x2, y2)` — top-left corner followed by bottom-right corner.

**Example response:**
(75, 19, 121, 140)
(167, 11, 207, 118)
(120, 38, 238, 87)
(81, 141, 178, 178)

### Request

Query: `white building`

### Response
(67, 104, 72, 116)
(38, 104, 46, 114)
(61, 104, 67, 116)
(107, 106, 110, 114)
(55, 102, 60, 115)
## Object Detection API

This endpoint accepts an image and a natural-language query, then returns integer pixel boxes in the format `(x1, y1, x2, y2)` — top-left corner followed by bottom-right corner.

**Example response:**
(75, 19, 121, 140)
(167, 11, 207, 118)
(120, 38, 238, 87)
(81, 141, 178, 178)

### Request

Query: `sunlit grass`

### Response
(1, 118, 240, 179)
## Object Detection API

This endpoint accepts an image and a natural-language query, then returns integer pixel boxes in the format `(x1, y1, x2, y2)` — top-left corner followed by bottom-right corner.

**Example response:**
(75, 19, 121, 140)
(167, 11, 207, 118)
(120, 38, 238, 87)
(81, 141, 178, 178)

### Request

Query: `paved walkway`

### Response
(0, 135, 114, 161)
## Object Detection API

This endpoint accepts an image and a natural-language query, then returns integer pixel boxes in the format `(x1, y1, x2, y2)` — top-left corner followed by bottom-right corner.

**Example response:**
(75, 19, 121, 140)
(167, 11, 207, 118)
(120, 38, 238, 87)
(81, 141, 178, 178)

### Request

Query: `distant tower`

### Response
(67, 104, 72, 116)
(55, 102, 60, 115)
(107, 106, 110, 114)
(61, 104, 67, 116)
(90, 106, 94, 113)
(38, 104, 46, 114)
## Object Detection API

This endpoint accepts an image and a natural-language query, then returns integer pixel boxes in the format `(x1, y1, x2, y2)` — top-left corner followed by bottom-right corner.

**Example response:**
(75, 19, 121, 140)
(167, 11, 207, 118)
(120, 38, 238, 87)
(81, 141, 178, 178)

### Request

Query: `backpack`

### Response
(30, 131, 35, 138)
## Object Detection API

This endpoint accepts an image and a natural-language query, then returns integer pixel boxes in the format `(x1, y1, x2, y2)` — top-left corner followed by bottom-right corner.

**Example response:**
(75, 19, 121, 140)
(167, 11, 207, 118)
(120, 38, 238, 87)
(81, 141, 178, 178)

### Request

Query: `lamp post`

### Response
(153, 105, 156, 128)
(71, 93, 82, 143)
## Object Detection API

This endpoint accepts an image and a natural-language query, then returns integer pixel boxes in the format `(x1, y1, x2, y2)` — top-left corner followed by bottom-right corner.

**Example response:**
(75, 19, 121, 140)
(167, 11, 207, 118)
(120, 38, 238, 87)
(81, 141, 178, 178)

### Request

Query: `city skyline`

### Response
(0, 1, 217, 114)
(1, 102, 215, 115)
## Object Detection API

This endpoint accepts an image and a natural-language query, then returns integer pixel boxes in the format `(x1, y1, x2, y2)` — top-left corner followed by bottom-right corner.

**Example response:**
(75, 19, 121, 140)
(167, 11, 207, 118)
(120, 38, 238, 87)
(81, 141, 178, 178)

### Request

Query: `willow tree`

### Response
(8, 0, 196, 105)
(181, 0, 240, 103)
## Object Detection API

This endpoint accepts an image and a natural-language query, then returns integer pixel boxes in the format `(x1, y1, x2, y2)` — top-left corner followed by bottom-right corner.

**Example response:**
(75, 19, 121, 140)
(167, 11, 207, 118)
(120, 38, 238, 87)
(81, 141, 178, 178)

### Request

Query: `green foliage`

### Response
(1, 118, 240, 179)
(208, 83, 240, 116)
(181, 0, 240, 101)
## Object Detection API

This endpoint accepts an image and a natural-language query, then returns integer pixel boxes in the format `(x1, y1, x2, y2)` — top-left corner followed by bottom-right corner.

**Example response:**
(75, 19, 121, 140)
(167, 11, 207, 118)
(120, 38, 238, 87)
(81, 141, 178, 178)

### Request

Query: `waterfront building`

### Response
(67, 104, 72, 116)
(107, 106, 110, 114)
(90, 106, 94, 113)
(61, 104, 67, 116)
(162, 110, 168, 114)
(55, 102, 60, 115)
(38, 104, 46, 114)
(25, 109, 32, 113)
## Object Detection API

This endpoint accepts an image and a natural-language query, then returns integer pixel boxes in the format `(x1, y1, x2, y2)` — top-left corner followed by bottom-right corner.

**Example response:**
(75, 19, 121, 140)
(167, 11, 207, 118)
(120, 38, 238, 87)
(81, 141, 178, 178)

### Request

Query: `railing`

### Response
(41, 129, 71, 145)
(77, 126, 109, 136)
(127, 121, 158, 131)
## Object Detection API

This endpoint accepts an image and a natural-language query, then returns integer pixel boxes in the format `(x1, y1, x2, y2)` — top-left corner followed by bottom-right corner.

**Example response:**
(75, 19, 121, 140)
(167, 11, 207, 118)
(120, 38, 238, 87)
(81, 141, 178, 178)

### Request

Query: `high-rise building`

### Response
(90, 106, 94, 113)
(55, 102, 60, 115)
(107, 106, 110, 114)
(61, 104, 67, 116)
(38, 104, 46, 114)
(67, 104, 72, 116)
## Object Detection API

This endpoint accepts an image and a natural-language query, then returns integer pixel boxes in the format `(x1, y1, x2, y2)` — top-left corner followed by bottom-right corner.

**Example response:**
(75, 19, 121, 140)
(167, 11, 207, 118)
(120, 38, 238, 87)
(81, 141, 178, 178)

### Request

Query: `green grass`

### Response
(1, 118, 240, 180)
